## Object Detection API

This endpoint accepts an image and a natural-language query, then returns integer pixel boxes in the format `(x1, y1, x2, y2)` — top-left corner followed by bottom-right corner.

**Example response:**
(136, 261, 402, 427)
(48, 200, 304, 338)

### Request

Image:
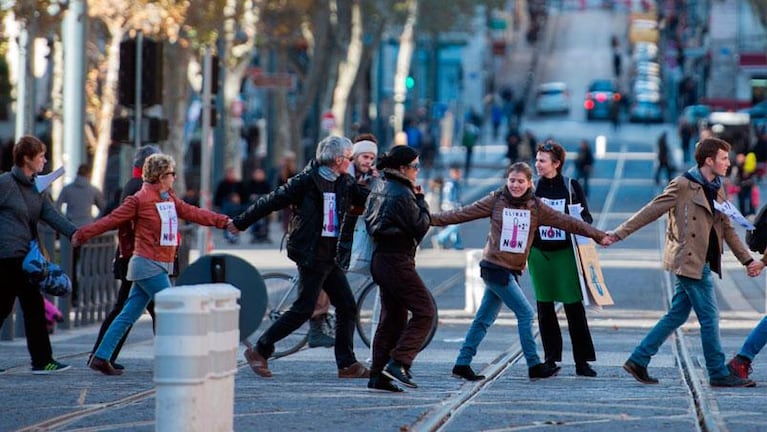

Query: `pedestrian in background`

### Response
(654, 131, 674, 185)
(276, 151, 298, 235)
(609, 137, 759, 387)
(530, 141, 598, 377)
(0, 135, 78, 374)
(74, 153, 231, 376)
(243, 168, 273, 244)
(432, 165, 464, 250)
(364, 145, 434, 392)
(233, 136, 370, 380)
(575, 139, 594, 197)
(431, 162, 609, 382)
(56, 163, 106, 305)
(89, 145, 160, 371)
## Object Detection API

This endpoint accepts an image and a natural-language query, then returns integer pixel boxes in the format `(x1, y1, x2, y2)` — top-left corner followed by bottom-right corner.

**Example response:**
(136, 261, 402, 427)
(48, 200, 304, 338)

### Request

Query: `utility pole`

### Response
(62, 0, 86, 183)
(133, 32, 143, 149)
(14, 22, 35, 141)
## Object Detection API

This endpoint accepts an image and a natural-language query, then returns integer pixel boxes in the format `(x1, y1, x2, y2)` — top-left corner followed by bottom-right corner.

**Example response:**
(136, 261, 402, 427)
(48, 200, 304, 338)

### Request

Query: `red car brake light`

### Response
(584, 100, 595, 110)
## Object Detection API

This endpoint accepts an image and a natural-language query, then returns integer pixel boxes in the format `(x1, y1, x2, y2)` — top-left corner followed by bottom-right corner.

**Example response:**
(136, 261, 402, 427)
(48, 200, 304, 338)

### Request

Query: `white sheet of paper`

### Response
(34, 166, 65, 193)
(156, 202, 179, 246)
(567, 204, 591, 245)
(322, 192, 338, 237)
(538, 197, 566, 241)
(713, 200, 755, 229)
(500, 208, 531, 253)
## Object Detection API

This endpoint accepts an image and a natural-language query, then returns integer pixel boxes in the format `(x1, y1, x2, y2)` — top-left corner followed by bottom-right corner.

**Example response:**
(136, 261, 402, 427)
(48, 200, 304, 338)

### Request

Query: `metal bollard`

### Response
(465, 249, 484, 313)
(154, 286, 211, 432)
(205, 283, 240, 432)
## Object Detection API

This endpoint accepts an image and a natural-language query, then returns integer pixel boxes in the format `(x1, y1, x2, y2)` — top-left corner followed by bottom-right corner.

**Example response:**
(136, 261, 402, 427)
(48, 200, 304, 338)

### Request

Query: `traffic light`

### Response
(118, 38, 164, 107)
(405, 76, 415, 90)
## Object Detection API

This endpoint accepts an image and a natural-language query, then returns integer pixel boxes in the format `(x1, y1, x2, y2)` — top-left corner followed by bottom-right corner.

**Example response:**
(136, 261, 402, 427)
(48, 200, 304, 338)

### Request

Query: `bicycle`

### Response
(248, 271, 438, 358)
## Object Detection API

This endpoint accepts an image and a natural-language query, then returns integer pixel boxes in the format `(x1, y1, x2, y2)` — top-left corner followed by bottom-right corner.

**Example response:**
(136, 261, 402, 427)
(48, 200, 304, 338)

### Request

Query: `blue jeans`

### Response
(94, 272, 171, 360)
(456, 277, 541, 367)
(435, 225, 463, 249)
(739, 315, 767, 361)
(629, 265, 729, 379)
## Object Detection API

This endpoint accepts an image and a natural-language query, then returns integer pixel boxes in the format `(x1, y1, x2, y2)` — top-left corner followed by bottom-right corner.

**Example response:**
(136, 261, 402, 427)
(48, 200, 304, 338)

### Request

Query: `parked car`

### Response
(584, 79, 621, 120)
(629, 94, 664, 123)
(535, 82, 570, 115)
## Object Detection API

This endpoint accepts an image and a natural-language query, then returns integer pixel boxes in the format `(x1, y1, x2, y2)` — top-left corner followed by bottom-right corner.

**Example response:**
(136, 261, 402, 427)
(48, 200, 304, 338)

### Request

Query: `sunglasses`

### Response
(408, 162, 421, 170)
(538, 142, 555, 152)
(164, 171, 177, 178)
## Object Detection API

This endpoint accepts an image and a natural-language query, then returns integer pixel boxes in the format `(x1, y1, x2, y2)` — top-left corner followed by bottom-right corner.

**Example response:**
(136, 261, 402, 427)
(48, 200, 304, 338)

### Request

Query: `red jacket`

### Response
(74, 182, 229, 263)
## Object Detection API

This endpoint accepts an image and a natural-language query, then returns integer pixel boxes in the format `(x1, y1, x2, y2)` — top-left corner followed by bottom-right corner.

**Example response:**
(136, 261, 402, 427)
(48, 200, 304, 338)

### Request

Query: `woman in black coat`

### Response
(363, 145, 435, 392)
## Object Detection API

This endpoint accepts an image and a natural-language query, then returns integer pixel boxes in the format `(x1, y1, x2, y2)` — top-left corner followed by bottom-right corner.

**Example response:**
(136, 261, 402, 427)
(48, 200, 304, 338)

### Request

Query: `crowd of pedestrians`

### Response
(5, 129, 767, 398)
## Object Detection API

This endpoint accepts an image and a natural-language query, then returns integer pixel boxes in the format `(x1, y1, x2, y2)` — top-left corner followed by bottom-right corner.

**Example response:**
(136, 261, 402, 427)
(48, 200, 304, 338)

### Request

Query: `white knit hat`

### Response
(352, 140, 378, 157)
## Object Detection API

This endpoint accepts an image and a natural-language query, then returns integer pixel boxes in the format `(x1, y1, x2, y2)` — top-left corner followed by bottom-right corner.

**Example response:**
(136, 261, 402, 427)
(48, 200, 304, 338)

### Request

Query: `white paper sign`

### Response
(713, 200, 755, 229)
(322, 192, 338, 237)
(538, 197, 566, 241)
(156, 202, 179, 246)
(500, 208, 531, 253)
(35, 166, 65, 193)
(567, 203, 590, 245)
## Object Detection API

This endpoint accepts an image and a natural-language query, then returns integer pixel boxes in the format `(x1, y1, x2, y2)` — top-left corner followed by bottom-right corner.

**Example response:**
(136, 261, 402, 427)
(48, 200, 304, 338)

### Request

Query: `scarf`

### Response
(318, 165, 339, 182)
(683, 166, 722, 208)
(504, 186, 534, 206)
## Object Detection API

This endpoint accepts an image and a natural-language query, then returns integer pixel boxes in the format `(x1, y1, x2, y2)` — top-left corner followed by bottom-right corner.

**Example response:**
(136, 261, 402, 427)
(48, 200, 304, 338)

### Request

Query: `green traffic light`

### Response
(405, 76, 415, 89)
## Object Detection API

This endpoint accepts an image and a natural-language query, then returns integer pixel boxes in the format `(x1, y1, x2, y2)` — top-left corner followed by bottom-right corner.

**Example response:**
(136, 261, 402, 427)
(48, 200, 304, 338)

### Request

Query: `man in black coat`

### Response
(231, 136, 370, 379)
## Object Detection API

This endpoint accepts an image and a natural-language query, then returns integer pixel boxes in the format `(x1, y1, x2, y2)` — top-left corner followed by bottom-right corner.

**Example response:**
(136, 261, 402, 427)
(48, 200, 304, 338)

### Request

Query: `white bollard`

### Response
(154, 286, 212, 432)
(465, 249, 484, 313)
(205, 283, 241, 432)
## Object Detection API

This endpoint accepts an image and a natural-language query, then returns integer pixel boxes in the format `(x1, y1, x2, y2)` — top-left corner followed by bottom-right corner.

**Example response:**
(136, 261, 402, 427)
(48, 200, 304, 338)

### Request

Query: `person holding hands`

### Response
(72, 153, 232, 375)
(607, 137, 760, 388)
(430, 162, 612, 382)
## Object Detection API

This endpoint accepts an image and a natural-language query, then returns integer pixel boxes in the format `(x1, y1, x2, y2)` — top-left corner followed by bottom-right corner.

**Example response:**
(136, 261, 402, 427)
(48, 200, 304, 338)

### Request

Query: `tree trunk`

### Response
(91, 27, 124, 190)
(392, 0, 418, 134)
(50, 38, 64, 199)
(330, 0, 363, 136)
(164, 42, 192, 195)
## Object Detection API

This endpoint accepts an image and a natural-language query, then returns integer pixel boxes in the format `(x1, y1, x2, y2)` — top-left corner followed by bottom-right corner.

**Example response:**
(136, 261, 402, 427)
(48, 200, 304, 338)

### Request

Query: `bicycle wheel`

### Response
(245, 272, 308, 358)
(356, 281, 438, 351)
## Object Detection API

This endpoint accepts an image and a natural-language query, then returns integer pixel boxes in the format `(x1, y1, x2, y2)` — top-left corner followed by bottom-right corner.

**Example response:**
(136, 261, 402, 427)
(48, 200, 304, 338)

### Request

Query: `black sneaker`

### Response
(383, 360, 417, 388)
(452, 364, 485, 381)
(623, 359, 658, 384)
(368, 374, 404, 392)
(710, 373, 756, 388)
(576, 362, 598, 377)
(528, 362, 560, 380)
(32, 360, 71, 375)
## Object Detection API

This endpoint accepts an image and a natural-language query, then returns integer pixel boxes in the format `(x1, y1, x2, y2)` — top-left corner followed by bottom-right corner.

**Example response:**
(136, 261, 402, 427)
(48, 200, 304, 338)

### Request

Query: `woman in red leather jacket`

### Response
(73, 153, 231, 375)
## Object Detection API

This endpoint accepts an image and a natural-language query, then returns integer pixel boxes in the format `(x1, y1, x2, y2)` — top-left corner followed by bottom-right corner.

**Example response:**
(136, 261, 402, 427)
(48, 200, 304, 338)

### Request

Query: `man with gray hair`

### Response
(231, 135, 371, 379)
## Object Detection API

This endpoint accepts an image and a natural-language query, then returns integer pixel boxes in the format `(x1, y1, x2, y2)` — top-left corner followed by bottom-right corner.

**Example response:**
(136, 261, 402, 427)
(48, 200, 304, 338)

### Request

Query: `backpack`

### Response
(746, 204, 767, 253)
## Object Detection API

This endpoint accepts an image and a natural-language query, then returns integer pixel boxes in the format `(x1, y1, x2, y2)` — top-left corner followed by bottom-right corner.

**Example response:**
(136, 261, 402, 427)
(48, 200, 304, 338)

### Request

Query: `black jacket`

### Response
(364, 169, 430, 255)
(233, 162, 366, 267)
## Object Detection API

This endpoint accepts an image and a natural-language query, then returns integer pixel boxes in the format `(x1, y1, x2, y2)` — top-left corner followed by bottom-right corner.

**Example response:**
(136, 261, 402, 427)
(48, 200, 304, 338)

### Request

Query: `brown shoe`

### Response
(338, 361, 370, 378)
(244, 347, 272, 377)
(90, 356, 123, 376)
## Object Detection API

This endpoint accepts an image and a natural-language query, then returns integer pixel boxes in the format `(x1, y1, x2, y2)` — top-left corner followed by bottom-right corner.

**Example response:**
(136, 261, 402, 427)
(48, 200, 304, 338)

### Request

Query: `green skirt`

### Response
(528, 246, 583, 303)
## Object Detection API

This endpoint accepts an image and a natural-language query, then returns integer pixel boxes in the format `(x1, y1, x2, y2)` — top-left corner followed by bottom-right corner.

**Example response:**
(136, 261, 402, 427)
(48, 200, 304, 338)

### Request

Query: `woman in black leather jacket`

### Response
(363, 145, 435, 392)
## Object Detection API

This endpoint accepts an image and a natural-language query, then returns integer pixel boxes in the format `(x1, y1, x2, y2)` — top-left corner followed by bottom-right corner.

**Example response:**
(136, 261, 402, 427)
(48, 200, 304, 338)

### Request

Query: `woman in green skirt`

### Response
(529, 140, 597, 377)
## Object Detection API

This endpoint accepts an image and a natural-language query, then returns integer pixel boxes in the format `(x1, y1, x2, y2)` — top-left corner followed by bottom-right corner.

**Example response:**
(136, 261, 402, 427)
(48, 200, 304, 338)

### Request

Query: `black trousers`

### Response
(537, 300, 595, 364)
(256, 262, 358, 369)
(0, 258, 54, 368)
(91, 278, 155, 363)
(370, 252, 436, 372)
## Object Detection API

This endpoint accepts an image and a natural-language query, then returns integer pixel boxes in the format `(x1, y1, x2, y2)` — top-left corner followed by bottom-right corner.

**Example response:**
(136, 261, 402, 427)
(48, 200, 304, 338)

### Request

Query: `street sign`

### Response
(321, 111, 336, 131)
(250, 68, 296, 89)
